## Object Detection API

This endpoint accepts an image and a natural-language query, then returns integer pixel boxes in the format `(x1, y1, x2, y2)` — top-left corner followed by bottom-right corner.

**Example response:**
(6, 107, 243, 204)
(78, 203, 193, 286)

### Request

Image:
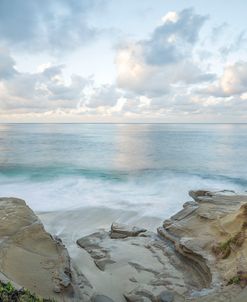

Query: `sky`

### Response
(0, 0, 247, 123)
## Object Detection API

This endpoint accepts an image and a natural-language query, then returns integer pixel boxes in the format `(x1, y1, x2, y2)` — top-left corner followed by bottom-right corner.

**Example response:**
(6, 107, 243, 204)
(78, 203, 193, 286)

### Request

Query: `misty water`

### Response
(0, 123, 246, 222)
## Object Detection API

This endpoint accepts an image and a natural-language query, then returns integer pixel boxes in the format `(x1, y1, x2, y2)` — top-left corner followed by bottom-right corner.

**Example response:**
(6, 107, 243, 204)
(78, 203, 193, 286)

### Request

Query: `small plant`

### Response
(212, 225, 246, 259)
(227, 271, 247, 287)
(0, 281, 15, 294)
(0, 281, 56, 302)
(212, 238, 232, 259)
(228, 275, 241, 285)
(242, 221, 247, 229)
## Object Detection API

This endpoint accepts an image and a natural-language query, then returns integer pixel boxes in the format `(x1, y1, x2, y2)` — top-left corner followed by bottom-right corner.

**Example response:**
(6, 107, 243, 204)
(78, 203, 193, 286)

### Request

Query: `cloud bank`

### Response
(0, 6, 247, 122)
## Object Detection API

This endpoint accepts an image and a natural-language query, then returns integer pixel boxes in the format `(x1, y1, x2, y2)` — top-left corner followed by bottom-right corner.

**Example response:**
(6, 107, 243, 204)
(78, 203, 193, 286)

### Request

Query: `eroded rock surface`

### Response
(77, 190, 247, 302)
(110, 222, 147, 239)
(158, 190, 247, 301)
(2, 191, 247, 302)
(77, 223, 212, 301)
(0, 197, 82, 301)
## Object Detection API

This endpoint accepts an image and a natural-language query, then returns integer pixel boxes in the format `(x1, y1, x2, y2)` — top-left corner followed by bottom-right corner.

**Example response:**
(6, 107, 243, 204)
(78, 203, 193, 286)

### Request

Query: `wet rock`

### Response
(170, 204, 198, 221)
(163, 219, 173, 228)
(77, 231, 108, 250)
(124, 289, 154, 302)
(158, 291, 174, 302)
(94, 258, 116, 271)
(129, 277, 138, 283)
(189, 190, 213, 202)
(124, 294, 151, 302)
(92, 294, 115, 302)
(77, 230, 115, 271)
(110, 223, 147, 239)
(183, 201, 198, 208)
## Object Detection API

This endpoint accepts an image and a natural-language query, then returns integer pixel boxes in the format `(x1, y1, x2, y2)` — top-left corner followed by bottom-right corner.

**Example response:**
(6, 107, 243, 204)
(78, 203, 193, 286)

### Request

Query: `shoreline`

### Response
(0, 190, 247, 301)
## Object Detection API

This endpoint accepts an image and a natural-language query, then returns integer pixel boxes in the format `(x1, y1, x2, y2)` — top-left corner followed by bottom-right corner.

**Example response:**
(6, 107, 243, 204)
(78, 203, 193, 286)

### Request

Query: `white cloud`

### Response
(116, 9, 214, 98)
(161, 12, 179, 24)
(0, 49, 123, 115)
(220, 62, 247, 95)
(1, 6, 247, 122)
(0, 51, 90, 112)
(199, 61, 247, 97)
(84, 84, 121, 108)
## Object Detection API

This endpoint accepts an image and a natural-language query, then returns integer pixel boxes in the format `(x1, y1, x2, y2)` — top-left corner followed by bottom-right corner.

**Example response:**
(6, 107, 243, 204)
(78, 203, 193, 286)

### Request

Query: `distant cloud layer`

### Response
(0, 3, 247, 122)
(0, 49, 121, 115)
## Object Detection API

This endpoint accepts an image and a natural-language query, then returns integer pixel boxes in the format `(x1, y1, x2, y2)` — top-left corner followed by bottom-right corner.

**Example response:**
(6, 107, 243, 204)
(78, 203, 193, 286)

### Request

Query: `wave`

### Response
(0, 169, 246, 219)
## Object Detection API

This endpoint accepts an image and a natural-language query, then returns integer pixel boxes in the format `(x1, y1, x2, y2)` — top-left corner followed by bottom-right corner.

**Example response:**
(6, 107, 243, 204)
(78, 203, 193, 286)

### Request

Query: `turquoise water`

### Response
(0, 123, 247, 217)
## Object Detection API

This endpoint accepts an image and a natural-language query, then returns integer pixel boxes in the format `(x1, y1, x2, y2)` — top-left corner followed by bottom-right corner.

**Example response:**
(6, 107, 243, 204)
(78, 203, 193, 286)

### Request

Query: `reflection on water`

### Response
(0, 123, 247, 177)
(113, 124, 155, 170)
(0, 123, 247, 217)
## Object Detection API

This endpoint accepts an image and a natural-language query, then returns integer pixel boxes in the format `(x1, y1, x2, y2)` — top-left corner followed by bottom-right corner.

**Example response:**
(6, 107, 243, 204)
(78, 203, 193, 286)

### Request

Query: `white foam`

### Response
(0, 172, 245, 219)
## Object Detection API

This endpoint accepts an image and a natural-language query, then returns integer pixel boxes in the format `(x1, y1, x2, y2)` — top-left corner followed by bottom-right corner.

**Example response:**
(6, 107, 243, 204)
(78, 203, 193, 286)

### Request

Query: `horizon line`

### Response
(0, 122, 247, 125)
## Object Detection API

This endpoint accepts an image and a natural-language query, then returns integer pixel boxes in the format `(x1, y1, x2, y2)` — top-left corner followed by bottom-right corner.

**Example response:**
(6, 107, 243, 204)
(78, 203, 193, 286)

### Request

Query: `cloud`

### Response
(116, 9, 213, 97)
(210, 23, 228, 43)
(219, 31, 247, 56)
(0, 48, 17, 79)
(0, 0, 105, 53)
(220, 62, 247, 95)
(1, 6, 247, 122)
(143, 8, 208, 66)
(0, 49, 123, 114)
(0, 51, 90, 112)
(84, 84, 121, 108)
(199, 61, 247, 97)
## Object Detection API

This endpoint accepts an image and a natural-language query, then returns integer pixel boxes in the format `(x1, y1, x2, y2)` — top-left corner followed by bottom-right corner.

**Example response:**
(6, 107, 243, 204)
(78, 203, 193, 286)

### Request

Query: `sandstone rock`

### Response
(92, 294, 115, 302)
(189, 190, 213, 202)
(76, 230, 115, 271)
(157, 290, 174, 302)
(183, 201, 198, 208)
(163, 219, 173, 228)
(170, 204, 198, 221)
(94, 258, 116, 271)
(110, 223, 147, 239)
(75, 190, 247, 301)
(124, 288, 154, 302)
(124, 294, 152, 302)
(159, 190, 247, 301)
(0, 197, 80, 301)
(77, 219, 209, 301)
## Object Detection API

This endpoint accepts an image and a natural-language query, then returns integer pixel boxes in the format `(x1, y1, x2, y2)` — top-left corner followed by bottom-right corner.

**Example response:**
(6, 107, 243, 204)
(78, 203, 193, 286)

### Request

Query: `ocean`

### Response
(0, 123, 247, 225)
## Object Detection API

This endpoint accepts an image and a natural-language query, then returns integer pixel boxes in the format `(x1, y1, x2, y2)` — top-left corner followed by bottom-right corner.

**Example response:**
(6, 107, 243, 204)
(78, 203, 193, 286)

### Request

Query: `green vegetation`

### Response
(228, 275, 241, 285)
(0, 281, 56, 302)
(212, 238, 232, 259)
(227, 271, 247, 287)
(212, 220, 246, 259)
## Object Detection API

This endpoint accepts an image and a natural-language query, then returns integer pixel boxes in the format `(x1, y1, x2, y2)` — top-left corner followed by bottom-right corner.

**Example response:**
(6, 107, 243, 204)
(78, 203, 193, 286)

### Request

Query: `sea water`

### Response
(0, 123, 247, 221)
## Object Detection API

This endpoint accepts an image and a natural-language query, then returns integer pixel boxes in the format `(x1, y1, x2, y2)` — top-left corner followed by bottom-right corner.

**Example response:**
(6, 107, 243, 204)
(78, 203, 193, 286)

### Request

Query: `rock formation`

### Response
(77, 190, 247, 301)
(1, 190, 247, 301)
(0, 197, 82, 301)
